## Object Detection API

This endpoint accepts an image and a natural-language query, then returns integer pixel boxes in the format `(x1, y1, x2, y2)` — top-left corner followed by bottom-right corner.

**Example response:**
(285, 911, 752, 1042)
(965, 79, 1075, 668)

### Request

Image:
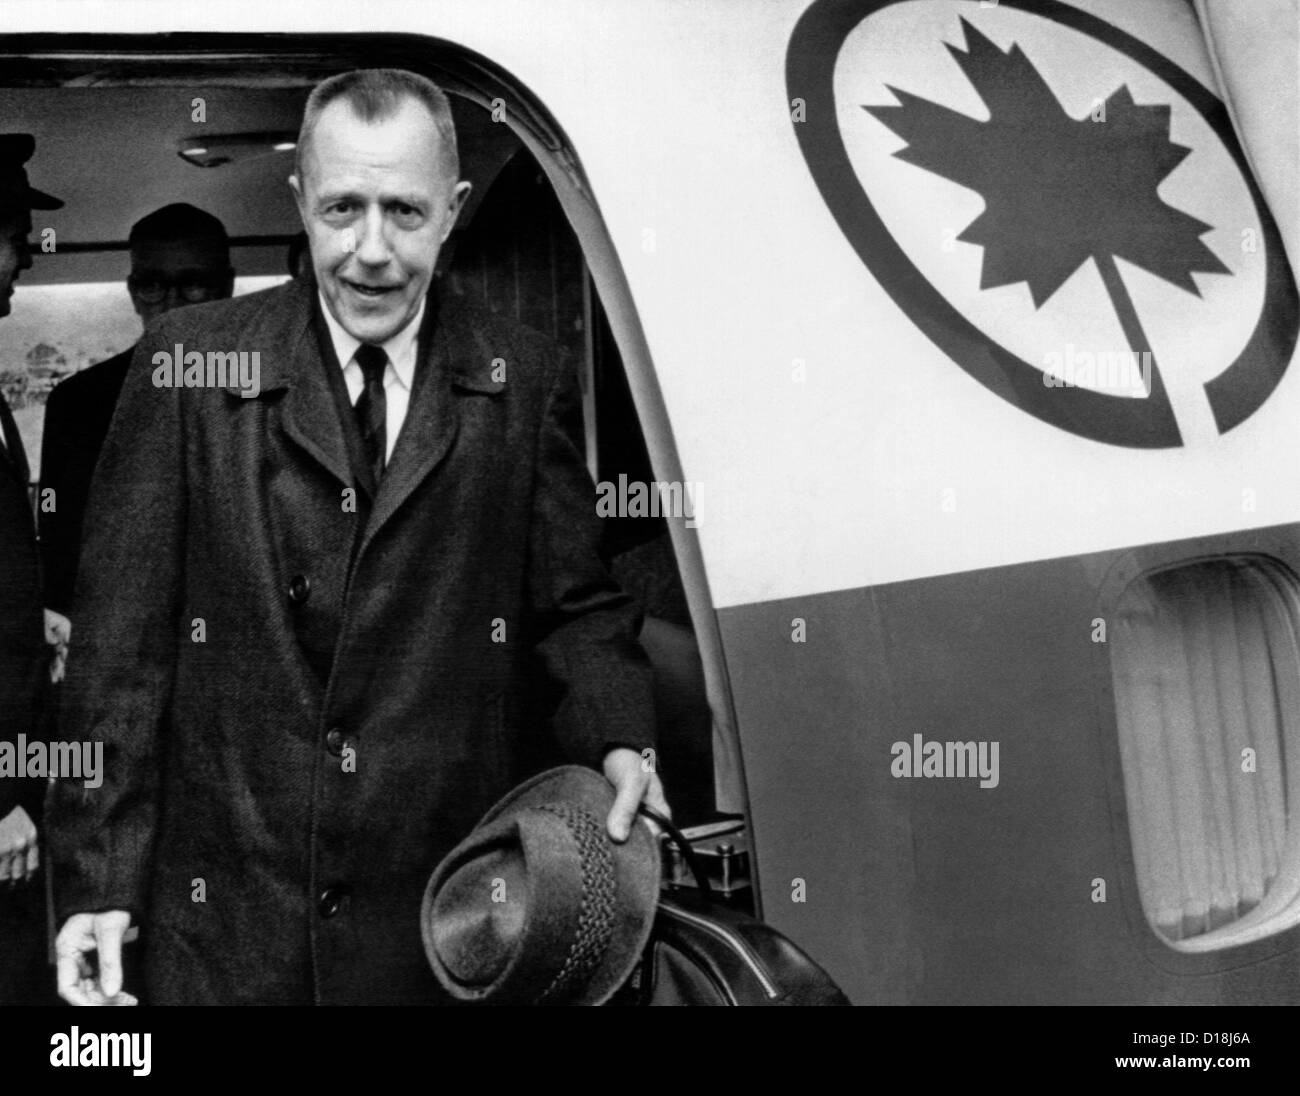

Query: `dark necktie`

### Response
(353, 343, 388, 485)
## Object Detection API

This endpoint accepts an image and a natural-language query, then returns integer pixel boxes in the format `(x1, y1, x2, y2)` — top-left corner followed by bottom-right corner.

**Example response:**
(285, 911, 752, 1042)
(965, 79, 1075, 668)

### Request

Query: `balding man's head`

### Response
(295, 69, 461, 188)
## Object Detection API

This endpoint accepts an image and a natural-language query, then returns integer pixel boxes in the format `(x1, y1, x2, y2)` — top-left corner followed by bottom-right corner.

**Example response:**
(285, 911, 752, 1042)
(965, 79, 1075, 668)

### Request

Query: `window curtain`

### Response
(1112, 558, 1300, 948)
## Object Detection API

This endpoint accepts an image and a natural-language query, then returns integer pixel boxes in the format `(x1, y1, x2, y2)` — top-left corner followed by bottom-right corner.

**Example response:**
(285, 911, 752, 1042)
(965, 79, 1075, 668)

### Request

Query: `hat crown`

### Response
(430, 801, 617, 1004)
(421, 766, 661, 1006)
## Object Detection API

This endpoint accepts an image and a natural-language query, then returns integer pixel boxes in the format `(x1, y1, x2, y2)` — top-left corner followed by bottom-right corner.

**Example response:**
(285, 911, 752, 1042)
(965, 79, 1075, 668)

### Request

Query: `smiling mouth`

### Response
(344, 280, 400, 299)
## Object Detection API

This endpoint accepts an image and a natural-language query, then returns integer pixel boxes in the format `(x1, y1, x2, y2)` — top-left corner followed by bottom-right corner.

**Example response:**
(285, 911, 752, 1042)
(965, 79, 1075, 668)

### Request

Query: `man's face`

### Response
(0, 209, 33, 321)
(290, 97, 470, 345)
(128, 238, 234, 324)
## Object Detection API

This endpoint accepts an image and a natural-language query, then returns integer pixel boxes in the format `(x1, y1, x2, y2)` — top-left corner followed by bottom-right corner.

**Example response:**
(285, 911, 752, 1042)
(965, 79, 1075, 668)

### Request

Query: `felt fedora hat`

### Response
(421, 765, 661, 1005)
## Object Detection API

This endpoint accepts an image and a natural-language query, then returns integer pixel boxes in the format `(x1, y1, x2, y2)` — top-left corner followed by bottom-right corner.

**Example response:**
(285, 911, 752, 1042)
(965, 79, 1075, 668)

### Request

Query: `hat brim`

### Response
(422, 765, 662, 1005)
(23, 184, 63, 211)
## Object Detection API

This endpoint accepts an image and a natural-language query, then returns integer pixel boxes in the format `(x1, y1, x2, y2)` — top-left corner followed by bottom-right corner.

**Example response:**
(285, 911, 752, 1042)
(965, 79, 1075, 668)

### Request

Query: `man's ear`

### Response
(288, 173, 306, 220)
(442, 180, 472, 243)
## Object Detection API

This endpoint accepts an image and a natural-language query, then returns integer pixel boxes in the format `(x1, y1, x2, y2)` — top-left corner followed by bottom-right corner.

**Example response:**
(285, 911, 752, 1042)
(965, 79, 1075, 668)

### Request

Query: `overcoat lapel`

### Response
(359, 293, 456, 554)
(0, 393, 31, 488)
(279, 307, 354, 490)
(356, 289, 505, 557)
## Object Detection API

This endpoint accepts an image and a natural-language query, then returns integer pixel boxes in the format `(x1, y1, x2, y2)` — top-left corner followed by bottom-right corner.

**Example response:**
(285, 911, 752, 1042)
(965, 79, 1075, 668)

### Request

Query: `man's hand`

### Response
(602, 747, 670, 842)
(44, 608, 71, 683)
(0, 805, 38, 884)
(56, 911, 138, 1006)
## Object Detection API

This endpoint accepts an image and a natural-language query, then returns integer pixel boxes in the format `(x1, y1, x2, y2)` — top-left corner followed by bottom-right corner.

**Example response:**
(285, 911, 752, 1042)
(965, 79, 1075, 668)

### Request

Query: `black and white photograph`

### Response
(0, 0, 1296, 1074)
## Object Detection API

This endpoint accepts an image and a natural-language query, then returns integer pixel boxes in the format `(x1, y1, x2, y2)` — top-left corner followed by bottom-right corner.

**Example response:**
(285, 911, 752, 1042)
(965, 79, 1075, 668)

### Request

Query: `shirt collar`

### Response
(317, 290, 424, 391)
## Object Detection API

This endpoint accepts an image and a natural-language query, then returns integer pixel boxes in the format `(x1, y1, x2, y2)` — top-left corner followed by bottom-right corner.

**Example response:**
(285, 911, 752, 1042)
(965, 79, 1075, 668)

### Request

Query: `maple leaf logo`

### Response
(864, 17, 1230, 394)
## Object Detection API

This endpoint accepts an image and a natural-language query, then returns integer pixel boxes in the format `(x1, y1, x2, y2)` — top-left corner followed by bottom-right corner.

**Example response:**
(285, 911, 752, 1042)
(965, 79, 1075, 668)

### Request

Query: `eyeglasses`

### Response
(128, 273, 229, 304)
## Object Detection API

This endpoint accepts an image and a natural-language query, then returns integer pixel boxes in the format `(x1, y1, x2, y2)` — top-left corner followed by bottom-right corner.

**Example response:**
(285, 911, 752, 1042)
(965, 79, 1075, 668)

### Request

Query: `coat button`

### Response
(325, 727, 345, 756)
(288, 574, 311, 605)
(317, 886, 349, 918)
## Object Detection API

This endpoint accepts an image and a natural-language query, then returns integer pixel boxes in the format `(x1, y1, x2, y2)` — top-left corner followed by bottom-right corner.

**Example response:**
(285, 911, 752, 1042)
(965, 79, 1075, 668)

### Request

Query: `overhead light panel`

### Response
(178, 132, 296, 168)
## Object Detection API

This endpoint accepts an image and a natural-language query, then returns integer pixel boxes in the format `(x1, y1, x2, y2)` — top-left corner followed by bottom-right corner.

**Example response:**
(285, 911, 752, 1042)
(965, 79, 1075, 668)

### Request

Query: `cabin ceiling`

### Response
(0, 84, 519, 285)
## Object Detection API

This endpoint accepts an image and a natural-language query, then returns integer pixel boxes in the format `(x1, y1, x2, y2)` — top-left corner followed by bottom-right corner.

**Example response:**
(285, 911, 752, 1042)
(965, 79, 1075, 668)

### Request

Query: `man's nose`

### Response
(353, 208, 390, 266)
(146, 285, 184, 316)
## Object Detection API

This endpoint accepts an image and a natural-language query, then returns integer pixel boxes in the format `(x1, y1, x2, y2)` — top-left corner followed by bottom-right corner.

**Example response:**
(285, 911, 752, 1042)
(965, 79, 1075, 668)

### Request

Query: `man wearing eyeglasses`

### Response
(39, 203, 234, 619)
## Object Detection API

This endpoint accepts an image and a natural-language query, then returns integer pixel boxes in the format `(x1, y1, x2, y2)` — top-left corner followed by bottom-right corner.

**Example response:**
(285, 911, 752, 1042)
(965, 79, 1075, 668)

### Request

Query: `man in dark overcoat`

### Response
(0, 133, 63, 1005)
(48, 69, 666, 1005)
(40, 203, 234, 615)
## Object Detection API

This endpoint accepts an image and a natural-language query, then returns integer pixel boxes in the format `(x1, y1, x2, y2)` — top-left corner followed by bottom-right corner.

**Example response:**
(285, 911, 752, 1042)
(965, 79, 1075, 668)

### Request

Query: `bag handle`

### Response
(638, 804, 715, 902)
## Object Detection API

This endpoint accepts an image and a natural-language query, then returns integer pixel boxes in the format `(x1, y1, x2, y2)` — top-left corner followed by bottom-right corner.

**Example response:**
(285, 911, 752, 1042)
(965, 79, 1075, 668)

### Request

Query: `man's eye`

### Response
(390, 204, 423, 226)
(322, 202, 355, 219)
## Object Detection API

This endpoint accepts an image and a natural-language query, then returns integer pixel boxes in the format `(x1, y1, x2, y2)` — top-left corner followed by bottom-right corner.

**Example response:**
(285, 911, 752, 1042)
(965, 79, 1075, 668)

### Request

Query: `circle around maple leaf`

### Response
(787, 0, 1299, 449)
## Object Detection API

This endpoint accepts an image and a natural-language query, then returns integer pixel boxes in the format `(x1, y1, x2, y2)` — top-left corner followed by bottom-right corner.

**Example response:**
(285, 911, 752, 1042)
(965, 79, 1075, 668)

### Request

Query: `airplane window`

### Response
(1110, 556, 1300, 951)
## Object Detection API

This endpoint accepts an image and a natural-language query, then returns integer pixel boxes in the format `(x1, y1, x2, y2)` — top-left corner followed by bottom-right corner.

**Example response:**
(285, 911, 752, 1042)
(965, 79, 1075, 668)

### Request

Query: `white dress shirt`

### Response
(318, 291, 424, 466)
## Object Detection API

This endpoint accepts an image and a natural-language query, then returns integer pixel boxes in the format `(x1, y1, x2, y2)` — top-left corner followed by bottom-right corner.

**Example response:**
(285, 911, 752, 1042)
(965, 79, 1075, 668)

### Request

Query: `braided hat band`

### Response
(533, 804, 617, 1003)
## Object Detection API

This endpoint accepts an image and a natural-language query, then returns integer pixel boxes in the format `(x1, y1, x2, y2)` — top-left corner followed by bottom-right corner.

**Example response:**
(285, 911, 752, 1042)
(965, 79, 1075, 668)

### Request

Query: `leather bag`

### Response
(610, 807, 852, 1006)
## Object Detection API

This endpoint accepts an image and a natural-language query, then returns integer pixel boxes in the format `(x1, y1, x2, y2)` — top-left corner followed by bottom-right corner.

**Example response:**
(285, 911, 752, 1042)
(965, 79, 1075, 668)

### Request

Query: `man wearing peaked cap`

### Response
(0, 135, 62, 323)
(0, 132, 62, 1005)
